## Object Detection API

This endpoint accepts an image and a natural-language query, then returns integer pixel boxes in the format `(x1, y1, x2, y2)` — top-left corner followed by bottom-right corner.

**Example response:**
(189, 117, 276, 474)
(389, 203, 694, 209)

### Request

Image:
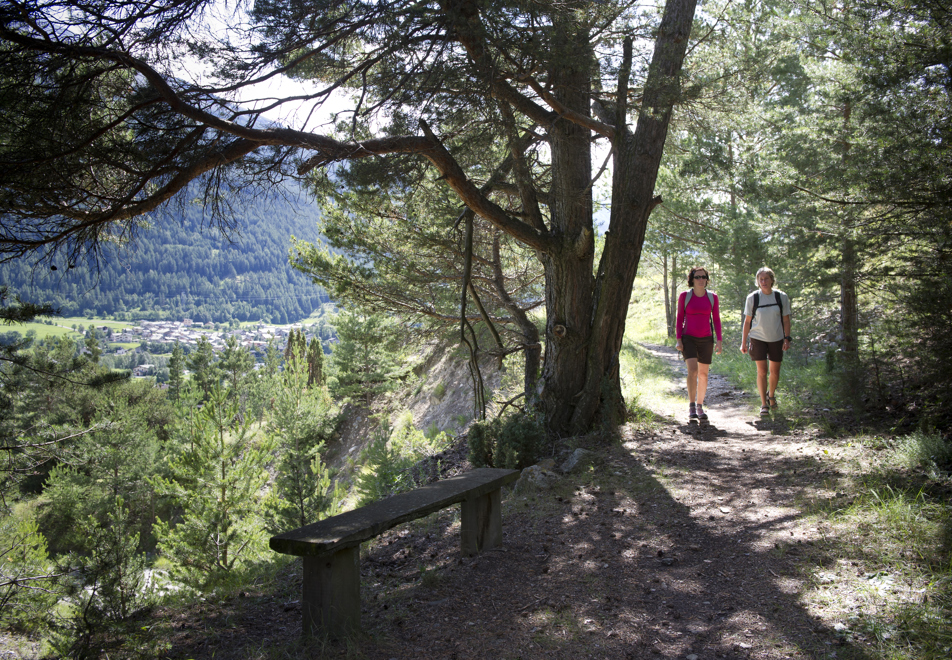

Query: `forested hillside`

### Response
(0, 188, 328, 324)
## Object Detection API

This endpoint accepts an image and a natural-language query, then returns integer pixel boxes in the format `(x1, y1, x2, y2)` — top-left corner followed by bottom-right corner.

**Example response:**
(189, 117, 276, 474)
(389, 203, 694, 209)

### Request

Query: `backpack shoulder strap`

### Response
(684, 290, 693, 307)
(775, 291, 785, 334)
(752, 291, 761, 316)
(706, 291, 715, 307)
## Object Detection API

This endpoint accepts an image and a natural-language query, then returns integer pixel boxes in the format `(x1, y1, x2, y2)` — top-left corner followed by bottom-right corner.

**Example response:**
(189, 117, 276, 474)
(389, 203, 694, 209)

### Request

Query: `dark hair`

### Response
(687, 266, 709, 287)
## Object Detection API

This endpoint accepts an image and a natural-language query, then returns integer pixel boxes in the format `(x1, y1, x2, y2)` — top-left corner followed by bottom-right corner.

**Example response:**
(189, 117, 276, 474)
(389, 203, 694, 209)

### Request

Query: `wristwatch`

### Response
(784, 336, 792, 342)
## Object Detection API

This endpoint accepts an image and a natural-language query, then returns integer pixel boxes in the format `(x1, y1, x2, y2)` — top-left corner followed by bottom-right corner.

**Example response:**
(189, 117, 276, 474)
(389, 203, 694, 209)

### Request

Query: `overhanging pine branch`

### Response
(418, 120, 553, 253)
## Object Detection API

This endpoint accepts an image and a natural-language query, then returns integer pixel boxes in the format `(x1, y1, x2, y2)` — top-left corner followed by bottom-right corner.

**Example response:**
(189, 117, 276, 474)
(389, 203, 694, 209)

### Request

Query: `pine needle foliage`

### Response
(151, 386, 275, 589)
(264, 364, 342, 532)
(468, 413, 546, 470)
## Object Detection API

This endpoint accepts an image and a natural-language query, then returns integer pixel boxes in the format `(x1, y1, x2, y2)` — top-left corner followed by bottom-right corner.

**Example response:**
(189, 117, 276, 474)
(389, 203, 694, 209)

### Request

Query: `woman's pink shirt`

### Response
(676, 290, 723, 341)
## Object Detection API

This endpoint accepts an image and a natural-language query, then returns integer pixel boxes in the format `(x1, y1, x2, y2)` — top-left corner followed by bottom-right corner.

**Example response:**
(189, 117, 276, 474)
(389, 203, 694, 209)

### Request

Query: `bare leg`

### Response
(755, 360, 769, 407)
(686, 358, 698, 403)
(697, 363, 710, 406)
(768, 360, 782, 401)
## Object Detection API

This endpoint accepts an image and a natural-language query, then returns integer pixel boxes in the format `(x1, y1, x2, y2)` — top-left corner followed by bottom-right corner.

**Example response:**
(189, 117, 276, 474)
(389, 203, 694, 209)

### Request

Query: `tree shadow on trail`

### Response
(163, 438, 878, 660)
(311, 442, 879, 660)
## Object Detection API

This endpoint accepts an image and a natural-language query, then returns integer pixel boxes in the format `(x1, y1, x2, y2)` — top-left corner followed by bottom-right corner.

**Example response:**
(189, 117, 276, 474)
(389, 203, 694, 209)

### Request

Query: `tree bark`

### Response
(663, 251, 673, 337)
(840, 235, 859, 364)
(539, 17, 596, 433)
(567, 0, 698, 434)
(839, 99, 860, 371)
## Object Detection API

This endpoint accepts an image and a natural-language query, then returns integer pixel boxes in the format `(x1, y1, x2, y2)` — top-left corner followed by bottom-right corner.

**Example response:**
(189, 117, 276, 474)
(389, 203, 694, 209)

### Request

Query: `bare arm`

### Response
(740, 315, 753, 353)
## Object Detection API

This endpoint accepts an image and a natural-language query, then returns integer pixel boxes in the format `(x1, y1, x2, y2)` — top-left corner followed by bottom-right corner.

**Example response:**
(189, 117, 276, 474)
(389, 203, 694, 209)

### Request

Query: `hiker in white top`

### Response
(740, 267, 792, 416)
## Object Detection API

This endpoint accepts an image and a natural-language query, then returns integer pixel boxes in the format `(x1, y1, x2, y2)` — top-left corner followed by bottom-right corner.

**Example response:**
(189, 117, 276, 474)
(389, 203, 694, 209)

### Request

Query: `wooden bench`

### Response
(269, 467, 520, 638)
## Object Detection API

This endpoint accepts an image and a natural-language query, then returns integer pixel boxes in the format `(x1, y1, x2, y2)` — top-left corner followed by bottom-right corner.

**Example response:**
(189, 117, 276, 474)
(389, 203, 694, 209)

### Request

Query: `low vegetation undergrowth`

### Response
(795, 431, 952, 659)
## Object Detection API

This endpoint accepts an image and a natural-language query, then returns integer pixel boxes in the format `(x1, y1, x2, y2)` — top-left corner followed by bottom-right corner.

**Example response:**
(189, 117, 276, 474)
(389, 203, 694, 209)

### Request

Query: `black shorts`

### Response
(682, 335, 715, 365)
(749, 337, 784, 362)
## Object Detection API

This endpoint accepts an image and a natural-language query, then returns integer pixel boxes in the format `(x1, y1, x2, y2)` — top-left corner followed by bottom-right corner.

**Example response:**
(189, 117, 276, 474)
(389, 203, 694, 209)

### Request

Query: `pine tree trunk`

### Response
(539, 19, 596, 433)
(663, 251, 673, 337)
(840, 235, 859, 364)
(664, 253, 679, 338)
(540, 0, 697, 435)
(839, 99, 860, 373)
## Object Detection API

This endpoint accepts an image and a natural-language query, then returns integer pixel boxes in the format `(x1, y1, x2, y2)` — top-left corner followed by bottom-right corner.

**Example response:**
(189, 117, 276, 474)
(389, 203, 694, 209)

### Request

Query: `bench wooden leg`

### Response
(301, 546, 360, 638)
(460, 487, 502, 556)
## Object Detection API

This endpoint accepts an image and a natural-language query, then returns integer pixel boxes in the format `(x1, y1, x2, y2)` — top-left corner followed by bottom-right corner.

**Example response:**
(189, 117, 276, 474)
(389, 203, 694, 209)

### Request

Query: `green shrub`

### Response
(468, 421, 494, 468)
(354, 428, 415, 506)
(0, 512, 57, 635)
(467, 414, 546, 470)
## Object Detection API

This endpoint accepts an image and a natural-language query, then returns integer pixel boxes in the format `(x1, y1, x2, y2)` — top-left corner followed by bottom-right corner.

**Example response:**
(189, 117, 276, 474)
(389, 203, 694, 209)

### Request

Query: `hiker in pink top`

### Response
(675, 266, 723, 422)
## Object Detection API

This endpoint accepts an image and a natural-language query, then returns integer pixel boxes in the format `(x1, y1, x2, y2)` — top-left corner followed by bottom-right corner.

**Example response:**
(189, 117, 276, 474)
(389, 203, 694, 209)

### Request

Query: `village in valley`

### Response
(74, 318, 327, 378)
(113, 319, 306, 352)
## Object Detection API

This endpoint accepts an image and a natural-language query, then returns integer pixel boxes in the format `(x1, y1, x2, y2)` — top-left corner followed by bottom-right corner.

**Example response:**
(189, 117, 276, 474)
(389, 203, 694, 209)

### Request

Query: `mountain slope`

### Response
(0, 187, 328, 324)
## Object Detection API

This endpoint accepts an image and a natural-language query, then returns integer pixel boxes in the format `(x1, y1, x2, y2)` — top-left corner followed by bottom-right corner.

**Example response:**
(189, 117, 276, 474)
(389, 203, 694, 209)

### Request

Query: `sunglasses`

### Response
(693, 274, 709, 280)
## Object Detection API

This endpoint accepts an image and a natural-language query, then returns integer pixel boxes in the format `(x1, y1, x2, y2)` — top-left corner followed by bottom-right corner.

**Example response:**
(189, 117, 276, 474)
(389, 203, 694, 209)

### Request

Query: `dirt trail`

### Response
(166, 343, 862, 660)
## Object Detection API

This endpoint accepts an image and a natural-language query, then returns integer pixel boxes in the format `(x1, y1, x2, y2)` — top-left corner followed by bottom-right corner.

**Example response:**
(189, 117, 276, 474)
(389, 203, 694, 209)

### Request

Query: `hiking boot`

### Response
(689, 402, 698, 421)
(697, 404, 708, 421)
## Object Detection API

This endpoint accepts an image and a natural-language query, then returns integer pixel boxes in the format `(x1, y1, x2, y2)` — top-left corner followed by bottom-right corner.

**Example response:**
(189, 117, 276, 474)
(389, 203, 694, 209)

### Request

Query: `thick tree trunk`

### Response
(566, 0, 698, 435)
(539, 20, 595, 433)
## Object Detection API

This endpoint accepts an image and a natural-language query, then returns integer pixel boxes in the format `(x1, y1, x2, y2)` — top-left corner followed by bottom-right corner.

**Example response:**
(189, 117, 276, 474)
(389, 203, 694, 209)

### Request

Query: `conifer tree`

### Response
(168, 342, 184, 400)
(265, 363, 340, 531)
(151, 386, 275, 586)
(264, 337, 281, 377)
(186, 335, 219, 401)
(283, 328, 308, 376)
(282, 329, 296, 364)
(0, 514, 57, 635)
(329, 310, 404, 403)
(306, 337, 324, 388)
(83, 330, 101, 364)
(219, 334, 253, 395)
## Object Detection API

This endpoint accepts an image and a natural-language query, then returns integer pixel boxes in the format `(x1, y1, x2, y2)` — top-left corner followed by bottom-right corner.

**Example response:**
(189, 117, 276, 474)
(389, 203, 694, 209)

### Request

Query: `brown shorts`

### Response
(749, 337, 784, 362)
(682, 335, 715, 365)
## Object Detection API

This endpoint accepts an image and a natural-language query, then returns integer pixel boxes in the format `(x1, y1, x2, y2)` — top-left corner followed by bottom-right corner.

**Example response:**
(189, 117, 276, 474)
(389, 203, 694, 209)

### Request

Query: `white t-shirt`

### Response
(744, 289, 791, 342)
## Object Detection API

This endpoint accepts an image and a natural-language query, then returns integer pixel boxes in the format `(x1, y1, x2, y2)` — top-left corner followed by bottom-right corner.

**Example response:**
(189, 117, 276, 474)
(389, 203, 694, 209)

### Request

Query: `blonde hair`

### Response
(754, 267, 775, 287)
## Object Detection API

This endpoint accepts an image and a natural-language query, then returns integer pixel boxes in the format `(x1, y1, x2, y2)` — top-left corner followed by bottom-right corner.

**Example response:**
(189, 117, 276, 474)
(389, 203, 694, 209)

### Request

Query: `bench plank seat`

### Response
(270, 467, 518, 557)
(269, 467, 519, 637)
